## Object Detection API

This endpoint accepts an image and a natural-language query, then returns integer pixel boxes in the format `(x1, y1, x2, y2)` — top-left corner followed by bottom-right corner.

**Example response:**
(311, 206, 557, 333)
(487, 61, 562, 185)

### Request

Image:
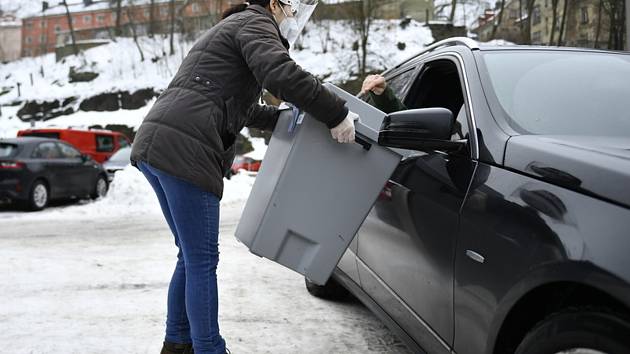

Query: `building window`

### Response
(55, 24, 61, 33)
(84, 15, 92, 24)
(26, 36, 32, 44)
(40, 21, 46, 28)
(532, 6, 541, 25)
(192, 3, 200, 13)
(97, 14, 105, 23)
(160, 7, 169, 17)
(40, 35, 46, 43)
(581, 7, 589, 24)
(144, 9, 150, 18)
(25, 21, 33, 28)
(112, 12, 117, 21)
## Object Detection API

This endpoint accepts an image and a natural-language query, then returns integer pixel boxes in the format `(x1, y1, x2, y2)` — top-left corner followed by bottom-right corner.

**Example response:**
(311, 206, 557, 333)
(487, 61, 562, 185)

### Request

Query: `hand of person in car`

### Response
(330, 111, 359, 143)
(360, 75, 388, 96)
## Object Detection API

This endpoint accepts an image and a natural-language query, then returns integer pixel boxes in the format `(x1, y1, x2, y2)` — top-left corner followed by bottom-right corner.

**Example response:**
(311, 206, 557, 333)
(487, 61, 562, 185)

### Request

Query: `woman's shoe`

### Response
(160, 341, 194, 354)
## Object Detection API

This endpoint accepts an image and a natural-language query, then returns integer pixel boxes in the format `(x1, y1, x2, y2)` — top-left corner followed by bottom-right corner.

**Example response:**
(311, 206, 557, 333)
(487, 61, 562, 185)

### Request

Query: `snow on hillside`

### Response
(0, 19, 432, 137)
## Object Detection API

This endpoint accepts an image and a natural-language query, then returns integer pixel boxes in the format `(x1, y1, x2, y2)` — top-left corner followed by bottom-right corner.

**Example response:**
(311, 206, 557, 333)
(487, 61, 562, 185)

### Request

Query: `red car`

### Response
(17, 128, 131, 163)
(229, 155, 261, 177)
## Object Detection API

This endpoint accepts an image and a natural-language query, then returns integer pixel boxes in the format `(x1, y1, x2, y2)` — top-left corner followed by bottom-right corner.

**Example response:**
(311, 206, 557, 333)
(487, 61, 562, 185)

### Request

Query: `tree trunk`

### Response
(625, 0, 630, 50)
(169, 0, 175, 55)
(557, 0, 569, 45)
(490, 0, 506, 40)
(149, 0, 155, 38)
(115, 0, 123, 36)
(449, 0, 457, 24)
(62, 0, 78, 56)
(524, 0, 535, 44)
(126, 6, 144, 61)
(594, 0, 603, 48)
(549, 0, 559, 45)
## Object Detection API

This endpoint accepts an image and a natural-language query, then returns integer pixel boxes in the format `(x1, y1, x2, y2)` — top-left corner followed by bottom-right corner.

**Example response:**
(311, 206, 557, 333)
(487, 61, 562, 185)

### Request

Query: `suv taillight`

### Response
(0, 161, 25, 169)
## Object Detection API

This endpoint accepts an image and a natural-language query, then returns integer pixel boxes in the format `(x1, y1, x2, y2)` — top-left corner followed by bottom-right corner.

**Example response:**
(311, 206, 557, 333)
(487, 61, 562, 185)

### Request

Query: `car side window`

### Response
(388, 68, 416, 102)
(33, 142, 62, 159)
(57, 143, 82, 158)
(96, 135, 114, 152)
(118, 136, 130, 148)
(405, 58, 471, 142)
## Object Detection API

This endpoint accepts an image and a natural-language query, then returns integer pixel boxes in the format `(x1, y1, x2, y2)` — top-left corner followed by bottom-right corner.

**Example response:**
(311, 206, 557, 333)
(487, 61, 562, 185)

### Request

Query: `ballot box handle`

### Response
(355, 132, 372, 151)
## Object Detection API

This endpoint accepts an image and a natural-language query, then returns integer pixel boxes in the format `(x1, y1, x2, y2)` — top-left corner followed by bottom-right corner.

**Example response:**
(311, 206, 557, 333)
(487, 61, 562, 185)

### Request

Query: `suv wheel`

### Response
(515, 309, 630, 354)
(304, 277, 349, 300)
(28, 180, 49, 211)
(91, 175, 108, 199)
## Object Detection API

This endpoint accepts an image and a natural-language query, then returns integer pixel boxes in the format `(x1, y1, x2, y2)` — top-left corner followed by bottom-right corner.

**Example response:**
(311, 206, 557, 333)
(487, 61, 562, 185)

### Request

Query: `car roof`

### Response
(1, 137, 60, 144)
(476, 45, 630, 55)
(390, 37, 630, 72)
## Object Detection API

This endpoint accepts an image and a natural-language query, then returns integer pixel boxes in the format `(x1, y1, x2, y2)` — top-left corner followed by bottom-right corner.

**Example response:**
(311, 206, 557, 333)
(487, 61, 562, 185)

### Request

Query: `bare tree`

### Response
(169, 0, 176, 55)
(626, 0, 629, 50)
(125, 0, 145, 61)
(549, 0, 560, 45)
(522, 0, 535, 44)
(594, 0, 604, 47)
(149, 0, 156, 37)
(557, 0, 569, 45)
(61, 0, 79, 56)
(449, 0, 458, 24)
(603, 0, 626, 50)
(345, 0, 395, 77)
(114, 0, 123, 36)
(490, 0, 506, 40)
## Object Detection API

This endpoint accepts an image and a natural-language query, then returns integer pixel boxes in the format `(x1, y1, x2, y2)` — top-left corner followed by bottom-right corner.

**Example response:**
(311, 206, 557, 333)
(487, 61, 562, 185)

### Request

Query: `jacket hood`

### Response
(505, 135, 630, 208)
(247, 4, 290, 49)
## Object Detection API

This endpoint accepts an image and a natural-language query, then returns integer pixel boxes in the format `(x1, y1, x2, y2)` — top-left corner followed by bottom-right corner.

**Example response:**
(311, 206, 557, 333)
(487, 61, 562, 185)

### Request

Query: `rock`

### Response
(69, 66, 100, 83)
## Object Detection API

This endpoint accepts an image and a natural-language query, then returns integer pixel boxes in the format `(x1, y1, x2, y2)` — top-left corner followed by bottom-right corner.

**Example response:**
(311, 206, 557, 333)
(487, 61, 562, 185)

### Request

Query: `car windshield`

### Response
(109, 147, 131, 162)
(0, 143, 18, 158)
(482, 51, 630, 137)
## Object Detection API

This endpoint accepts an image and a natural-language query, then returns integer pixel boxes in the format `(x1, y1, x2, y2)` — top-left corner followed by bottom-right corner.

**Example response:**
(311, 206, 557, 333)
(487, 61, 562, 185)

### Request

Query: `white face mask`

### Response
(276, 2, 300, 46)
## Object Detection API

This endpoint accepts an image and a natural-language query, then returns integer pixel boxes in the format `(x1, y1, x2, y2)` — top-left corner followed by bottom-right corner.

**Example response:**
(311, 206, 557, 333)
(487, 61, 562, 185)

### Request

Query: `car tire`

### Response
(515, 308, 630, 354)
(27, 179, 49, 211)
(304, 276, 349, 300)
(90, 175, 108, 199)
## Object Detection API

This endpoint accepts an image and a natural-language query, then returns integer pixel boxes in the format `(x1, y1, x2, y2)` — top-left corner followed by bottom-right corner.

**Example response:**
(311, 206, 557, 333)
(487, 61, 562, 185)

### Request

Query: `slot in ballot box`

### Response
(234, 84, 402, 285)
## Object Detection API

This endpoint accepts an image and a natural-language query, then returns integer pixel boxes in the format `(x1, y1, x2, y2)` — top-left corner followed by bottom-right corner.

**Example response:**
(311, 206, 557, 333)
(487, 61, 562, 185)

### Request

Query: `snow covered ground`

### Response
(0, 196, 412, 354)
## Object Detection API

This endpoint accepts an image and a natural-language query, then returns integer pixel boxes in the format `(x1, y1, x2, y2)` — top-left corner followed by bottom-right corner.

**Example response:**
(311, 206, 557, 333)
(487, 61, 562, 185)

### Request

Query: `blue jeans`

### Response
(137, 161, 226, 354)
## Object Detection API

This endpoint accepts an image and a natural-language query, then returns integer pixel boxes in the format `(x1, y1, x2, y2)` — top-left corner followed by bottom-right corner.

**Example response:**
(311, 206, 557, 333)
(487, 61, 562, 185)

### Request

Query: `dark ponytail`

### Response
(222, 0, 272, 20)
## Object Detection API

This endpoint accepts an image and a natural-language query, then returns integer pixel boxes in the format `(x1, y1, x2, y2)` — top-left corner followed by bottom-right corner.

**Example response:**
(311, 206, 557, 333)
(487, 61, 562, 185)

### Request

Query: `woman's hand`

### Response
(360, 75, 387, 96)
(331, 111, 359, 144)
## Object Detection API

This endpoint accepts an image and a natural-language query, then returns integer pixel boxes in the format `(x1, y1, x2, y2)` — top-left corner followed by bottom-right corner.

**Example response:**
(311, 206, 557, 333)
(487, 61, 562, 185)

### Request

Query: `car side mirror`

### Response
(81, 154, 89, 162)
(378, 108, 464, 152)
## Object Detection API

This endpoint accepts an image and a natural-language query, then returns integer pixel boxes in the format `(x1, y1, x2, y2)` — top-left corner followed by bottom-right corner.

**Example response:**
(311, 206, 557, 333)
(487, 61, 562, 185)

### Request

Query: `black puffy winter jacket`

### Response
(130, 4, 348, 199)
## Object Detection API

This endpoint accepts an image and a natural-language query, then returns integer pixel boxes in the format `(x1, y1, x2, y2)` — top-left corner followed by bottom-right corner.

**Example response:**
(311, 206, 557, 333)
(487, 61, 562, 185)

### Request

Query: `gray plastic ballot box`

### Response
(234, 84, 402, 285)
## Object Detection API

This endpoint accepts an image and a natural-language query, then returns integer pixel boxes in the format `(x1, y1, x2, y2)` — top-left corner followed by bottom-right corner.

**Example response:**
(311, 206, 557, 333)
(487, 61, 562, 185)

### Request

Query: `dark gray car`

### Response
(0, 137, 108, 210)
(305, 38, 630, 354)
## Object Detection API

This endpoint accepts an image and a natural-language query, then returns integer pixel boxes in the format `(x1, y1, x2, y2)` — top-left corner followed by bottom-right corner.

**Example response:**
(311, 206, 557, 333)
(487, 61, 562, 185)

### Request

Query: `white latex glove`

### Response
(330, 111, 359, 144)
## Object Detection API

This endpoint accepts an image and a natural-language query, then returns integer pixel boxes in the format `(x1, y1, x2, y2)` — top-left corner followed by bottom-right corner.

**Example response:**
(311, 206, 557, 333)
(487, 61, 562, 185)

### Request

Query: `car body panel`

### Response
(454, 162, 630, 353)
(505, 135, 630, 208)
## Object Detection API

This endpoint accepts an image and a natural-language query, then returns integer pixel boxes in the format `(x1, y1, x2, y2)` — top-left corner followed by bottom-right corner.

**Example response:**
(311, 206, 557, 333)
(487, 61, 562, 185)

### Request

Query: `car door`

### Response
(31, 142, 65, 198)
(356, 56, 477, 353)
(57, 142, 91, 196)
